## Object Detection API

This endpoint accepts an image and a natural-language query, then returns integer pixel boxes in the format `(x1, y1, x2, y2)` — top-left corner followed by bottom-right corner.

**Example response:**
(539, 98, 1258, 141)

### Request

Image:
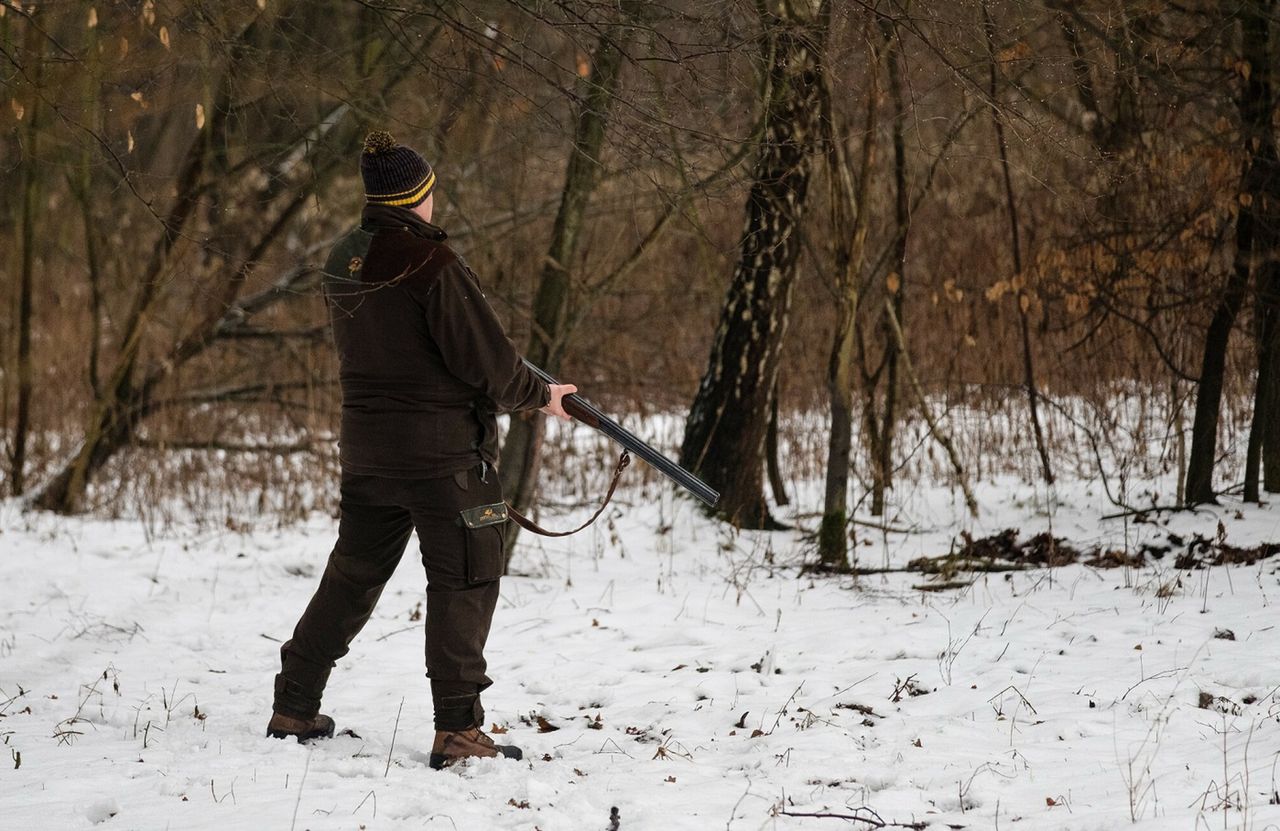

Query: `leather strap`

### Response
(505, 451, 631, 537)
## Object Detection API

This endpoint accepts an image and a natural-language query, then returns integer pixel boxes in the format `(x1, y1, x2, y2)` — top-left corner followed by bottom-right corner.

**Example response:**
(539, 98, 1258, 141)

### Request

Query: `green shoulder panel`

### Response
(321, 226, 374, 287)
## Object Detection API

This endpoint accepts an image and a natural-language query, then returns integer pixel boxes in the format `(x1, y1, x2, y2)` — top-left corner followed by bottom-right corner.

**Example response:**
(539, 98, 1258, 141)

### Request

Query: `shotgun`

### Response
(522, 359, 720, 507)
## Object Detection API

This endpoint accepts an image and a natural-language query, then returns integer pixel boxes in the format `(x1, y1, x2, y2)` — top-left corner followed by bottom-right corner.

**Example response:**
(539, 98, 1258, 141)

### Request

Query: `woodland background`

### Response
(2, 0, 1278, 570)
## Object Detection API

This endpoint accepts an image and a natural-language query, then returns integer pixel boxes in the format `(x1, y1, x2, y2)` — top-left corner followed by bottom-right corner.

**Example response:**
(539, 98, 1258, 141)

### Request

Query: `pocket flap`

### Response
(459, 502, 508, 529)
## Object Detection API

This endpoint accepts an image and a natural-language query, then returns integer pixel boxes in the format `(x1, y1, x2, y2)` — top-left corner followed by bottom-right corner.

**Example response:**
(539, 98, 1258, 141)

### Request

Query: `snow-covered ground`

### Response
(4, 424, 1280, 829)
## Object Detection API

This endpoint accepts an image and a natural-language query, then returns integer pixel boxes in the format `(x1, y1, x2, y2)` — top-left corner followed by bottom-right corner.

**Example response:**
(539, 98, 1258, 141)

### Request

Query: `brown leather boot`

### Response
(429, 726, 523, 770)
(266, 711, 336, 743)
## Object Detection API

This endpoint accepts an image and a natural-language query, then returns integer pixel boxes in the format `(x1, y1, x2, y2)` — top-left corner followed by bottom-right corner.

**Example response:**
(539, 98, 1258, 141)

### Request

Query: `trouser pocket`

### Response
(459, 502, 507, 583)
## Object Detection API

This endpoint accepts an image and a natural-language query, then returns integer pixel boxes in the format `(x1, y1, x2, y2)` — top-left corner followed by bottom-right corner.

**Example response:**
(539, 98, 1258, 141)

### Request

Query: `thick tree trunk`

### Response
(499, 20, 629, 564)
(679, 1, 823, 529)
(1187, 0, 1276, 504)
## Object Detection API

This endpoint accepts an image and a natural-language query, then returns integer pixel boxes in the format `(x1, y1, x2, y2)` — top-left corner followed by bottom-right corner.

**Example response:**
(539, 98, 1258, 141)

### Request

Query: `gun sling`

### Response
(505, 450, 631, 537)
(501, 360, 719, 537)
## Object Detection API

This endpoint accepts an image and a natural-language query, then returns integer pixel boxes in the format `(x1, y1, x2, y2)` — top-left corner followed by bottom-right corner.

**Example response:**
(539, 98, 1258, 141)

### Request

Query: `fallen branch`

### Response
(775, 807, 926, 829)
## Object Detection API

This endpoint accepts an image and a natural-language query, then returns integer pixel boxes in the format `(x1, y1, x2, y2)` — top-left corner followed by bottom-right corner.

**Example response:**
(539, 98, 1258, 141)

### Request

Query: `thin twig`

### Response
(777, 807, 925, 829)
(289, 747, 312, 831)
(767, 684, 805, 735)
(385, 698, 404, 777)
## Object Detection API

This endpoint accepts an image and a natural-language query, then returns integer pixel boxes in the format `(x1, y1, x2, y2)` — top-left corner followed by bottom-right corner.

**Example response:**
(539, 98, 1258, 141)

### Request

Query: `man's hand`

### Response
(540, 383, 578, 421)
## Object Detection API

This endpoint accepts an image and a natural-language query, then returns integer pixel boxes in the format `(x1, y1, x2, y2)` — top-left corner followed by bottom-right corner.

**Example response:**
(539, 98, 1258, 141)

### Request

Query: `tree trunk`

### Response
(32, 69, 227, 513)
(11, 18, 43, 496)
(679, 0, 823, 529)
(1244, 0, 1280, 501)
(765, 387, 790, 506)
(1188, 0, 1276, 504)
(499, 18, 629, 564)
(1246, 262, 1280, 499)
(872, 15, 909, 518)
(817, 17, 878, 567)
(1264, 311, 1280, 491)
(983, 0, 1054, 488)
(28, 14, 424, 513)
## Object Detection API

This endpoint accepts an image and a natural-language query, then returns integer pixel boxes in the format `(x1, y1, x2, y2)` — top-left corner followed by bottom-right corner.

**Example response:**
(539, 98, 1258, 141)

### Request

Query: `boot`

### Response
(266, 711, 336, 743)
(429, 726, 522, 770)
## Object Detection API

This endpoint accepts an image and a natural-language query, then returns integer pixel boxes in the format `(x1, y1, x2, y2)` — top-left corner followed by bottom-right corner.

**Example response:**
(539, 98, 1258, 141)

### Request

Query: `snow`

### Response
(4, 426, 1280, 829)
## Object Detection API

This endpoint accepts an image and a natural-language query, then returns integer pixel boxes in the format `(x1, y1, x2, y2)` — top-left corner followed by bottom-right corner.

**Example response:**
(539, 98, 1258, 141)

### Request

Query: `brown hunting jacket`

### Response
(321, 204, 549, 477)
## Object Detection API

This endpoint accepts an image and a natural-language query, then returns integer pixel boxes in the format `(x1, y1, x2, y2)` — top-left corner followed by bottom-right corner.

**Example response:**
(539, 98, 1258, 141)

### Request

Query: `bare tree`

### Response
(679, 0, 825, 528)
(9, 7, 43, 496)
(817, 6, 881, 569)
(1188, 0, 1278, 504)
(27, 4, 424, 512)
(499, 4, 634, 559)
(982, 0, 1054, 489)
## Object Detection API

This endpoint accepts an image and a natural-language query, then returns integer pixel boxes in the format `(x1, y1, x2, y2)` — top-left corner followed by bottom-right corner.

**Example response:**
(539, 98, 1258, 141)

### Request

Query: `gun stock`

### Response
(523, 360, 720, 507)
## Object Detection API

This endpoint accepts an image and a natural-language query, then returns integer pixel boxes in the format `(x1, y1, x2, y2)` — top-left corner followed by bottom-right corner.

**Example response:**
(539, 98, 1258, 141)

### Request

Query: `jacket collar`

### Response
(360, 203, 447, 241)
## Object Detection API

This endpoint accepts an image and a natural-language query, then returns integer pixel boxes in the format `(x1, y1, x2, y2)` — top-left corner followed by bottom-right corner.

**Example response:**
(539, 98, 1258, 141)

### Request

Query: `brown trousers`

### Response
(274, 464, 506, 730)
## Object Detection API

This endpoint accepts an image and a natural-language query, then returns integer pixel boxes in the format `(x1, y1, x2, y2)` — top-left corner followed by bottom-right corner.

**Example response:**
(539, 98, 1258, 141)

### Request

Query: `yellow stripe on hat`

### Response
(366, 171, 435, 204)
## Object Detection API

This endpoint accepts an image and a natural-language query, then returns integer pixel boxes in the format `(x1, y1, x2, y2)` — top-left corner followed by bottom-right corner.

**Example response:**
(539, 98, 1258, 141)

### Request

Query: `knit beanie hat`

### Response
(360, 130, 436, 208)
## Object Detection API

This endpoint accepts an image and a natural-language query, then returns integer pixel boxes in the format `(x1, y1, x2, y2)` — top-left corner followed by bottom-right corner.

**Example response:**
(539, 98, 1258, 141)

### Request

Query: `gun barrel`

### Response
(522, 360, 720, 507)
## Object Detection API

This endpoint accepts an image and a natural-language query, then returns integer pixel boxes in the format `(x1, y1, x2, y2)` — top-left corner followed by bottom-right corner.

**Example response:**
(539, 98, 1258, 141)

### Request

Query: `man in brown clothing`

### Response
(267, 131, 575, 769)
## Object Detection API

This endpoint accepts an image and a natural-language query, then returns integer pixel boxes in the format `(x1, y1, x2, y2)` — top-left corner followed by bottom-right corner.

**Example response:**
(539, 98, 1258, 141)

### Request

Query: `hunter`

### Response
(266, 130, 576, 769)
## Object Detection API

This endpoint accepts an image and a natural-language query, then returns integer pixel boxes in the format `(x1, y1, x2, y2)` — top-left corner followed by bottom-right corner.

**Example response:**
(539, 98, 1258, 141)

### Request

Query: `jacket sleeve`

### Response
(418, 258, 551, 413)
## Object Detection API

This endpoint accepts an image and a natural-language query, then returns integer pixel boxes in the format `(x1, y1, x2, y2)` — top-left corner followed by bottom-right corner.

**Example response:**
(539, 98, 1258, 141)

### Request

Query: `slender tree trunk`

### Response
(499, 17, 630, 563)
(1246, 263, 1280, 499)
(1174, 379, 1188, 505)
(983, 0, 1054, 488)
(75, 19, 104, 399)
(0, 12, 12, 479)
(765, 386, 789, 507)
(11, 19, 43, 496)
(679, 0, 823, 529)
(1188, 0, 1276, 504)
(817, 12, 879, 568)
(1244, 2, 1280, 501)
(1264, 313, 1280, 490)
(872, 15, 909, 517)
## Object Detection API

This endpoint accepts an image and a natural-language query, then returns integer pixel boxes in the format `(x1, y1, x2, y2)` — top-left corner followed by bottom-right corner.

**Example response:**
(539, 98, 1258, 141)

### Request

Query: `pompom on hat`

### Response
(360, 130, 436, 208)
